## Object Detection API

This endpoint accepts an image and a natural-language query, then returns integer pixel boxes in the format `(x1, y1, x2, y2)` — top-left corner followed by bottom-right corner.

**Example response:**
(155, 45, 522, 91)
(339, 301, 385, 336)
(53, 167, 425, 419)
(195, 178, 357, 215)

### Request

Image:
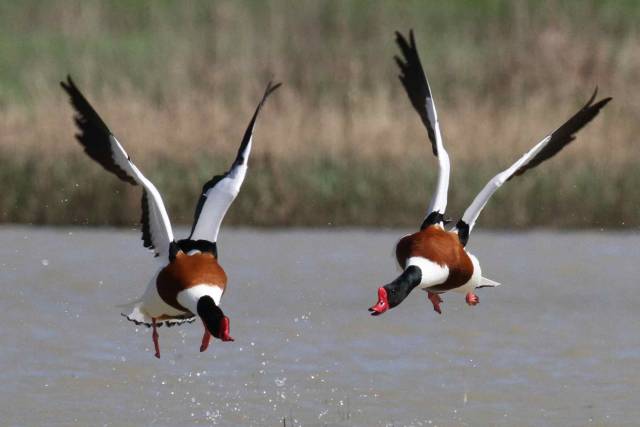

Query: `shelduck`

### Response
(61, 77, 280, 357)
(369, 30, 611, 316)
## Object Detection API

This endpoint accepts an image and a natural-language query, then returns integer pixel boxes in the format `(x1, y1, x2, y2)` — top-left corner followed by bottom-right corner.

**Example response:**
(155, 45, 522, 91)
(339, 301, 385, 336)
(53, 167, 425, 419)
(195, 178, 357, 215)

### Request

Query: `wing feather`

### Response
(61, 76, 174, 257)
(395, 30, 451, 228)
(188, 81, 281, 242)
(455, 89, 611, 245)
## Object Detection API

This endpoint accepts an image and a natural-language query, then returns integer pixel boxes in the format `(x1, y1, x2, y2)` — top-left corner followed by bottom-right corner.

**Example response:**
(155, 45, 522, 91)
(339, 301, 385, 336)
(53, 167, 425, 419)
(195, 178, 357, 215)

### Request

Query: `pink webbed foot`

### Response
(151, 318, 160, 359)
(428, 292, 443, 314)
(200, 328, 212, 352)
(465, 292, 479, 306)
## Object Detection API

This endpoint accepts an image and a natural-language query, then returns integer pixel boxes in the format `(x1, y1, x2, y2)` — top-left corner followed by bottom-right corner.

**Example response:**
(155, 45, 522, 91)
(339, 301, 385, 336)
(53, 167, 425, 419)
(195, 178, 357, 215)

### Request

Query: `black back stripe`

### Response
(456, 220, 470, 247)
(60, 76, 137, 185)
(394, 30, 438, 156)
(510, 89, 612, 180)
(420, 212, 445, 230)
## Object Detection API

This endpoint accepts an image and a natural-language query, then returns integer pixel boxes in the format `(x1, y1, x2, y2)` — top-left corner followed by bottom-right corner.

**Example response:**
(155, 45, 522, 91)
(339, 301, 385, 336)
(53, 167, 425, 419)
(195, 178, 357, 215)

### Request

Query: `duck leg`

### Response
(219, 317, 235, 342)
(200, 327, 212, 352)
(465, 292, 479, 306)
(427, 292, 443, 314)
(151, 318, 160, 359)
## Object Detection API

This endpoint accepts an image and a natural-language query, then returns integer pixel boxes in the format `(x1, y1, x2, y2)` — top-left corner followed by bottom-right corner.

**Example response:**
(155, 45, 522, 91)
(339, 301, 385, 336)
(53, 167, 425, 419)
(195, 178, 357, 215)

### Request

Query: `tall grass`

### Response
(0, 0, 638, 228)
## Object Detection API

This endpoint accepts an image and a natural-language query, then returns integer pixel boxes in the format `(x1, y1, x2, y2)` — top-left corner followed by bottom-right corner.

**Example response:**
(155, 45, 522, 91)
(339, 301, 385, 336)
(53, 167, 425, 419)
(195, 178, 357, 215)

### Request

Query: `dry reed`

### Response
(0, 1, 638, 228)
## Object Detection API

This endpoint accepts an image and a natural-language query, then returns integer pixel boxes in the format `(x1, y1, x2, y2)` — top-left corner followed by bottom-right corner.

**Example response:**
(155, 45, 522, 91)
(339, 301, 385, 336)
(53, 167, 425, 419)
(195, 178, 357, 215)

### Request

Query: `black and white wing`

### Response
(455, 89, 611, 246)
(188, 81, 281, 243)
(395, 30, 451, 229)
(61, 76, 174, 258)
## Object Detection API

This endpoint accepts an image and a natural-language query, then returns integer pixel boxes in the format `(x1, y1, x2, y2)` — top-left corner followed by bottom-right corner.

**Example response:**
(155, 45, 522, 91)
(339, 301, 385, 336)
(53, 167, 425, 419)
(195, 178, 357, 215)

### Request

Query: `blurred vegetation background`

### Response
(0, 0, 637, 228)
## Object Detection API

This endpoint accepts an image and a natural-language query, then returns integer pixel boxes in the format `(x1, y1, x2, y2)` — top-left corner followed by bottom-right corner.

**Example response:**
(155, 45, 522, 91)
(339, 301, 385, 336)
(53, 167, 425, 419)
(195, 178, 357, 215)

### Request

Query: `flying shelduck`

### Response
(61, 77, 280, 357)
(369, 30, 611, 316)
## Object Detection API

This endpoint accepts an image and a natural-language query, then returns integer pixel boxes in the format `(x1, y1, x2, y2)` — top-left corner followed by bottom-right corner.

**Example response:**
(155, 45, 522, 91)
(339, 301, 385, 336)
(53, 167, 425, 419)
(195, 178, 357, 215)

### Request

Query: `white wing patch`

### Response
(109, 136, 174, 257)
(190, 163, 248, 242)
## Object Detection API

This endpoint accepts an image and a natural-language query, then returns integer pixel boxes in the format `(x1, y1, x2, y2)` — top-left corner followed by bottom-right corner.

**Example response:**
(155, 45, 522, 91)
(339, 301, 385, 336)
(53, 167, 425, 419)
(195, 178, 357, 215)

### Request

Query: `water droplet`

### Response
(41, 259, 49, 266)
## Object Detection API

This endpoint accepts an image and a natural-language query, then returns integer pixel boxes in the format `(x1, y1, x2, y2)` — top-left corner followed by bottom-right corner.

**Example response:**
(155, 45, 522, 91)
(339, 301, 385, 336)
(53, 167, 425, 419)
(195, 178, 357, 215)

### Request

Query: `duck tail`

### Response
(476, 277, 501, 289)
(116, 298, 151, 326)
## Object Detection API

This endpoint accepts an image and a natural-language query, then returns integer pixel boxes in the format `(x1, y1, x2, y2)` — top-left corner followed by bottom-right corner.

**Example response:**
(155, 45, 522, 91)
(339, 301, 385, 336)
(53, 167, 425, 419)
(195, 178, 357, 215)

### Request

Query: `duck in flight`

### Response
(61, 77, 280, 357)
(369, 30, 611, 316)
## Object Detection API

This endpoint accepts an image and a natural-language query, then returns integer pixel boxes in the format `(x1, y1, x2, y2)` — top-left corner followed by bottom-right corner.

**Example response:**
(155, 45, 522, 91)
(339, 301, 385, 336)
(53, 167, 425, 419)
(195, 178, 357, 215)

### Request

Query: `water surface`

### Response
(0, 227, 638, 426)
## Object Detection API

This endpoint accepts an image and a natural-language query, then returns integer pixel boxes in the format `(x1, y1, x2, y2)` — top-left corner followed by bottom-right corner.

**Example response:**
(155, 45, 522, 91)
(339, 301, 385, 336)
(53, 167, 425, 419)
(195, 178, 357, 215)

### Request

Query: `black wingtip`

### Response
(254, 81, 282, 111)
(583, 86, 612, 113)
(508, 87, 612, 181)
(585, 87, 598, 107)
(584, 86, 612, 110)
(269, 81, 283, 91)
(395, 28, 414, 41)
(393, 29, 439, 156)
(394, 30, 410, 51)
(595, 96, 613, 109)
(61, 76, 139, 186)
(264, 81, 283, 99)
(60, 74, 75, 93)
(228, 79, 281, 168)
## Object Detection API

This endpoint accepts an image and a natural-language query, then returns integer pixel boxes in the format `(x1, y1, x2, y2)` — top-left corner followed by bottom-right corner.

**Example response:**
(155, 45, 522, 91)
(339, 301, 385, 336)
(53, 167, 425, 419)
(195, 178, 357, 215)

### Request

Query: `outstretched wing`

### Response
(61, 76, 174, 258)
(188, 81, 281, 243)
(395, 30, 451, 228)
(455, 89, 611, 246)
